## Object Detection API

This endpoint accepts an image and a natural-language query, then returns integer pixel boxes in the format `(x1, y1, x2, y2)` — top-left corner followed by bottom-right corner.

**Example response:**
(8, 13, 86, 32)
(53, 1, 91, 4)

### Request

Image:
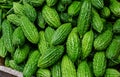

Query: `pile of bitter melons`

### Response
(0, 0, 120, 77)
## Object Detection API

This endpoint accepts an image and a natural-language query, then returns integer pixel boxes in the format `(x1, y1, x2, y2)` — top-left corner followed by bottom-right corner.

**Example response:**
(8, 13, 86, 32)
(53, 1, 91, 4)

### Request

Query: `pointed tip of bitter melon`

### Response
(71, 27, 78, 33)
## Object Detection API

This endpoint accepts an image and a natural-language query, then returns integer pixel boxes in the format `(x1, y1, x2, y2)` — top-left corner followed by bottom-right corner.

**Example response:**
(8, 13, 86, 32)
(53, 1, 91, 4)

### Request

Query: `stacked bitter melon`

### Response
(1, 0, 120, 77)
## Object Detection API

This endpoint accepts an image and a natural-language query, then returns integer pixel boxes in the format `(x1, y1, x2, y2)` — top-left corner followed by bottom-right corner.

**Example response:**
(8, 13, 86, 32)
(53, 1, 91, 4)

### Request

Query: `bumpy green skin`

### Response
(13, 2, 37, 22)
(68, 1, 81, 16)
(38, 46, 64, 68)
(2, 20, 14, 53)
(93, 52, 106, 77)
(105, 68, 120, 77)
(82, 30, 94, 59)
(106, 39, 120, 60)
(23, 0, 45, 7)
(7, 14, 21, 26)
(109, 0, 120, 17)
(113, 19, 120, 33)
(20, 16, 39, 44)
(12, 27, 25, 46)
(13, 2, 24, 15)
(9, 60, 24, 72)
(51, 62, 62, 77)
(38, 31, 48, 55)
(57, 2, 66, 12)
(23, 3, 37, 22)
(66, 27, 81, 62)
(37, 12, 46, 29)
(61, 0, 72, 5)
(5, 57, 10, 67)
(108, 55, 120, 66)
(46, 0, 58, 6)
(92, 9, 103, 33)
(51, 23, 72, 45)
(77, 61, 92, 77)
(0, 37, 7, 58)
(94, 30, 113, 50)
(61, 55, 76, 77)
(77, 0, 91, 38)
(23, 50, 40, 77)
(13, 44, 30, 64)
(42, 5, 61, 28)
(60, 13, 72, 23)
(36, 68, 51, 77)
(45, 27, 55, 44)
(91, 0, 104, 9)
(101, 7, 111, 18)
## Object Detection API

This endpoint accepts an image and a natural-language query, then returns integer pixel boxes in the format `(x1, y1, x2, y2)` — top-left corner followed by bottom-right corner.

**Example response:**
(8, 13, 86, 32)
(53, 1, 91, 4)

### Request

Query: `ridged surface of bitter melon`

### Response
(42, 5, 61, 28)
(36, 68, 51, 77)
(0, 37, 7, 58)
(12, 27, 25, 46)
(82, 30, 94, 59)
(91, 0, 104, 9)
(13, 44, 30, 64)
(77, 61, 92, 77)
(77, 0, 91, 38)
(94, 30, 112, 50)
(92, 9, 103, 33)
(51, 23, 72, 45)
(38, 46, 64, 68)
(66, 27, 81, 62)
(61, 55, 76, 77)
(68, 1, 81, 16)
(106, 39, 120, 60)
(105, 68, 120, 77)
(46, 0, 58, 6)
(93, 52, 106, 77)
(51, 62, 62, 77)
(2, 20, 15, 53)
(20, 16, 39, 44)
(23, 50, 40, 77)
